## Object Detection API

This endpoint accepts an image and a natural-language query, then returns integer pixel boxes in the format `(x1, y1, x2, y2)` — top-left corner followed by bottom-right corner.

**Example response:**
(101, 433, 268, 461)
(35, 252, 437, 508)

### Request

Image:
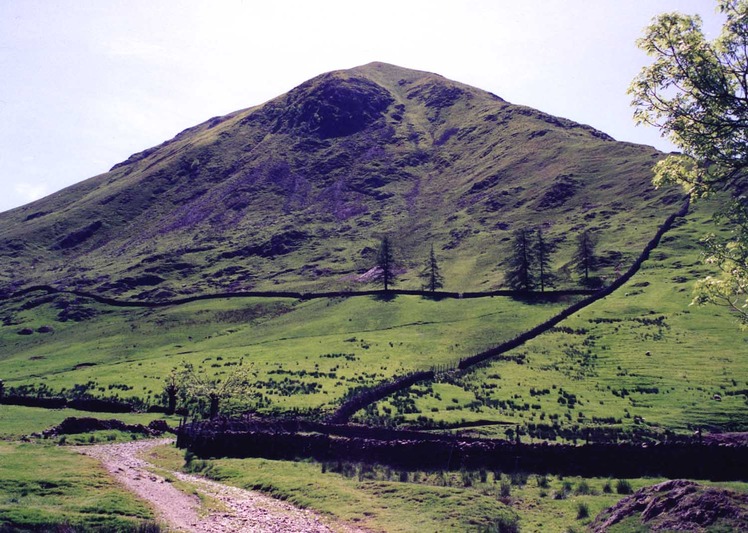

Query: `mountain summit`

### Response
(0, 62, 676, 298)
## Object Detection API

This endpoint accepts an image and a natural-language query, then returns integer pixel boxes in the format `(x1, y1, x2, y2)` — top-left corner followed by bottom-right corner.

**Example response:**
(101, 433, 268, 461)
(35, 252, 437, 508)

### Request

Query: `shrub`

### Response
(616, 479, 633, 494)
(554, 481, 573, 500)
(500, 479, 512, 498)
(575, 480, 592, 495)
(510, 471, 528, 487)
(480, 514, 520, 533)
(576, 502, 589, 519)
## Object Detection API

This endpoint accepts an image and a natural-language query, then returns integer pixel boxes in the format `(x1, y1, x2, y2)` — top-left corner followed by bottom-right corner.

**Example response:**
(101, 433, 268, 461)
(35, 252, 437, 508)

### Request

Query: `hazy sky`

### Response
(0, 0, 724, 213)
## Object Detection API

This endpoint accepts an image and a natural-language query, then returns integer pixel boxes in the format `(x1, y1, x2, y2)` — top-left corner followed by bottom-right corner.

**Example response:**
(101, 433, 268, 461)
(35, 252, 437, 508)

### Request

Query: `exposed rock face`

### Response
(592, 479, 748, 532)
(274, 74, 394, 139)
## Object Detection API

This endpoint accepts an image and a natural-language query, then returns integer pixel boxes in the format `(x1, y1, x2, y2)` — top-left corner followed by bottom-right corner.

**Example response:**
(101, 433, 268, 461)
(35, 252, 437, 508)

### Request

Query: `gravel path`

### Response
(79, 438, 359, 532)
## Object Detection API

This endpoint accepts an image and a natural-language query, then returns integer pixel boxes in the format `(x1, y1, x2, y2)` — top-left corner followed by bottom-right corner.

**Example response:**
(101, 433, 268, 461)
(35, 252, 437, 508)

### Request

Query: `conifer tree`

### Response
(572, 229, 598, 286)
(420, 243, 445, 292)
(377, 236, 396, 291)
(505, 228, 534, 291)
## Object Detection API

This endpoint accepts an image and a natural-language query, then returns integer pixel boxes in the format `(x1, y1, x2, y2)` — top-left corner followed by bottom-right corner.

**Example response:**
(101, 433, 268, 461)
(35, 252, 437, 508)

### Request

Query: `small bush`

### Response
(554, 481, 573, 500)
(616, 479, 633, 495)
(500, 479, 512, 498)
(481, 514, 520, 533)
(576, 502, 589, 519)
(510, 471, 528, 487)
(602, 481, 612, 493)
(535, 474, 550, 488)
(575, 480, 592, 495)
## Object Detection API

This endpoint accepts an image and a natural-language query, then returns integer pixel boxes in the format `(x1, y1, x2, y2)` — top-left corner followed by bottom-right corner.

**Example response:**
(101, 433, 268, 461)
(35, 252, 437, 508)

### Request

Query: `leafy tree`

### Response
(505, 228, 534, 291)
(376, 235, 396, 291)
(177, 362, 252, 419)
(534, 227, 556, 292)
(572, 229, 599, 286)
(420, 243, 445, 292)
(630, 0, 748, 324)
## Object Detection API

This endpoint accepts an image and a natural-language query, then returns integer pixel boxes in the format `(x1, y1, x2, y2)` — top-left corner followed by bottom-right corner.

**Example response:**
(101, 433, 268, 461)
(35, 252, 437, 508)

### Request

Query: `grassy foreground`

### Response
(0, 441, 159, 532)
(0, 406, 179, 531)
(145, 443, 748, 533)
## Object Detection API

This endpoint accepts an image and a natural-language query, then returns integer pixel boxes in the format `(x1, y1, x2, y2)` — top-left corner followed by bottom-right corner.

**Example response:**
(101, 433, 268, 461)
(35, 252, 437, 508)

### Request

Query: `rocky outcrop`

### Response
(592, 479, 748, 532)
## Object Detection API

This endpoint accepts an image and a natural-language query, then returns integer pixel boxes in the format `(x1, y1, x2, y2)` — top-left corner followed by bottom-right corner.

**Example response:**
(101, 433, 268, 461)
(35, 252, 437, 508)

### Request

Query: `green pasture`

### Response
(1, 201, 746, 435)
(370, 205, 748, 438)
(0, 294, 571, 415)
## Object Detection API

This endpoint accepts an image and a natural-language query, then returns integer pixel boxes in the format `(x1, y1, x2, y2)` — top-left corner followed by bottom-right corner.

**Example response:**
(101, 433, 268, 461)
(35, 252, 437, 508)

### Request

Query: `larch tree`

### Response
(376, 235, 396, 291)
(505, 228, 535, 291)
(420, 243, 445, 292)
(630, 0, 748, 324)
(573, 229, 599, 286)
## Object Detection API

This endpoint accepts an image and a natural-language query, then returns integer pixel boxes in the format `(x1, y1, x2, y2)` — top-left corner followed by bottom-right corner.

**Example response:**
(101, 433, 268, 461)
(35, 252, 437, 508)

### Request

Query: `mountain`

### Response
(0, 62, 678, 299)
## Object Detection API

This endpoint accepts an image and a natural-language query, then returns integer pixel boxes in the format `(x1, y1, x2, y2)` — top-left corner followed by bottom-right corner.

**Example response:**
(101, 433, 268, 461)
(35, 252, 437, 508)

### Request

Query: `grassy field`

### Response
(1, 202, 746, 435)
(368, 203, 748, 439)
(145, 442, 748, 533)
(1, 200, 747, 530)
(0, 293, 573, 416)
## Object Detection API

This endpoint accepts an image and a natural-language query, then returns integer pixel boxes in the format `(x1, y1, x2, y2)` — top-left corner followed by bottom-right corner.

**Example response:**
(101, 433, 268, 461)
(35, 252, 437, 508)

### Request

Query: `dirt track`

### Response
(79, 438, 360, 532)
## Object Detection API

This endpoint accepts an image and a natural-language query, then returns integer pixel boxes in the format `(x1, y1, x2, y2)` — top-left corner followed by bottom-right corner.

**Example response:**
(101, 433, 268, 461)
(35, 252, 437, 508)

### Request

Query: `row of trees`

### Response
(505, 228, 599, 292)
(373, 229, 598, 292)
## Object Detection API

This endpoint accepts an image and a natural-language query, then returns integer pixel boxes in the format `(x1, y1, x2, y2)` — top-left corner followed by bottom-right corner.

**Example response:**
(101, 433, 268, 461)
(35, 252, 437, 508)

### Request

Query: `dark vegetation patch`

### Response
(273, 74, 394, 139)
(143, 262, 195, 276)
(54, 220, 103, 250)
(213, 302, 293, 323)
(406, 81, 465, 109)
(535, 175, 580, 210)
(42, 417, 170, 437)
(104, 274, 166, 291)
(218, 230, 309, 260)
(55, 299, 98, 322)
(433, 127, 459, 146)
(23, 211, 49, 221)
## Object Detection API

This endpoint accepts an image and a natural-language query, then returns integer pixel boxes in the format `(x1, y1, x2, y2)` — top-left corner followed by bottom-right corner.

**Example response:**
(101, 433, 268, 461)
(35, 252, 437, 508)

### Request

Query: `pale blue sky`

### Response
(0, 0, 724, 213)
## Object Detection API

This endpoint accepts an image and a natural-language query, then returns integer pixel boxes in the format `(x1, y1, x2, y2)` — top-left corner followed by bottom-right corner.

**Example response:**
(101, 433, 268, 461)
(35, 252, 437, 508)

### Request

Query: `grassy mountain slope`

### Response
(1, 200, 746, 436)
(0, 62, 677, 299)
